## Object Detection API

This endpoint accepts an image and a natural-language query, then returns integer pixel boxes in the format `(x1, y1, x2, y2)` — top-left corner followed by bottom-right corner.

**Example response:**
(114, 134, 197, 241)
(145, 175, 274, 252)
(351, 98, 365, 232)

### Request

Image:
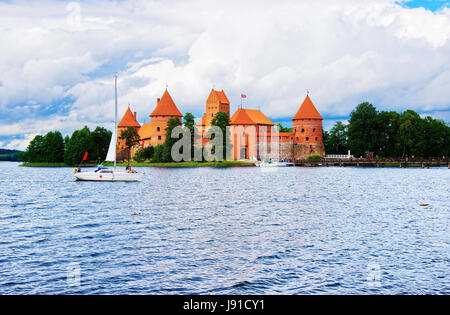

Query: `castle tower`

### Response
(292, 95, 325, 160)
(138, 89, 183, 147)
(117, 106, 141, 159)
(196, 89, 230, 144)
(198, 89, 230, 129)
(206, 89, 230, 122)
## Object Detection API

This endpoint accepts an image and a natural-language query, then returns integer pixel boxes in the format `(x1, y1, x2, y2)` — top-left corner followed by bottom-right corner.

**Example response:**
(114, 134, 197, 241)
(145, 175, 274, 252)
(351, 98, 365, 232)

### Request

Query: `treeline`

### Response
(24, 126, 112, 165)
(324, 103, 450, 158)
(0, 149, 24, 161)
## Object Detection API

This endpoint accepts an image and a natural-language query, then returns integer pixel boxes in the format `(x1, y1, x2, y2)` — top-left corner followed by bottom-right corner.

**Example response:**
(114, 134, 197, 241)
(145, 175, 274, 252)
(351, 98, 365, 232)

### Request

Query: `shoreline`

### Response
(19, 161, 255, 168)
(18, 161, 449, 168)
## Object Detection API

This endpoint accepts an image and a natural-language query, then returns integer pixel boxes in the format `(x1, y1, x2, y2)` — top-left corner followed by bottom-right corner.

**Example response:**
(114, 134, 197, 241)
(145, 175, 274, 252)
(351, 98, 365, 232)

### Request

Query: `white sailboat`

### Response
(74, 75, 143, 182)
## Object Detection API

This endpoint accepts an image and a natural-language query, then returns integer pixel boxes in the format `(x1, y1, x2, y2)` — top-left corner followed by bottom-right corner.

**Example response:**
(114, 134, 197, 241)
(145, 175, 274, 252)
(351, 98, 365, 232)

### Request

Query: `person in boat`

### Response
(126, 164, 137, 173)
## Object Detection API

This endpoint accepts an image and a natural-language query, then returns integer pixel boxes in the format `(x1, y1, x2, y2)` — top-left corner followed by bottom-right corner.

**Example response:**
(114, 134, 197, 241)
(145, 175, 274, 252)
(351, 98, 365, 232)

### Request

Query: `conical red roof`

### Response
(150, 90, 183, 117)
(118, 107, 141, 127)
(293, 96, 323, 120)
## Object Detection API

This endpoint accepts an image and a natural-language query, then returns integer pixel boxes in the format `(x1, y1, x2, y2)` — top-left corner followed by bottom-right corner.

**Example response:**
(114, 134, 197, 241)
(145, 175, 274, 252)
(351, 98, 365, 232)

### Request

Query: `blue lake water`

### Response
(0, 162, 448, 294)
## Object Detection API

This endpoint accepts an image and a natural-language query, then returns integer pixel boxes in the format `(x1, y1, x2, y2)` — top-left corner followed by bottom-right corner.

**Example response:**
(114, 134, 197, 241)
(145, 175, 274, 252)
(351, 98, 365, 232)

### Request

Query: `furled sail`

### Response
(105, 129, 116, 162)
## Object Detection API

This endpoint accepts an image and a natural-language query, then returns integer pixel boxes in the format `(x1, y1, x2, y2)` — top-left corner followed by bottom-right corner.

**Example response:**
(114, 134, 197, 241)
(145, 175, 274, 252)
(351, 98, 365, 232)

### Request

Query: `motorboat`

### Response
(256, 160, 295, 167)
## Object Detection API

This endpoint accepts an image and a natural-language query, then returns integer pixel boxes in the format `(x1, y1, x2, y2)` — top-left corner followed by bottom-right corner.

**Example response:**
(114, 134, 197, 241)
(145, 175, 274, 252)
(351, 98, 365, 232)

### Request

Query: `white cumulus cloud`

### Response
(0, 0, 449, 149)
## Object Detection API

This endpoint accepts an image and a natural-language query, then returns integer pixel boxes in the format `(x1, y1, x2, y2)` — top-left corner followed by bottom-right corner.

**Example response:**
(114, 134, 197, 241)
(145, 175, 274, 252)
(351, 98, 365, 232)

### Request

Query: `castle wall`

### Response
(294, 142, 325, 160)
(255, 141, 294, 161)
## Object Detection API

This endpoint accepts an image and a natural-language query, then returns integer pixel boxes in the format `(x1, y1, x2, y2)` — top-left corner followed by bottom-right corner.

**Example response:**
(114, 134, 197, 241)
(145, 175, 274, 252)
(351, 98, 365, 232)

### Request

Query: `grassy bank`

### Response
(104, 161, 255, 168)
(20, 162, 71, 167)
(20, 161, 255, 168)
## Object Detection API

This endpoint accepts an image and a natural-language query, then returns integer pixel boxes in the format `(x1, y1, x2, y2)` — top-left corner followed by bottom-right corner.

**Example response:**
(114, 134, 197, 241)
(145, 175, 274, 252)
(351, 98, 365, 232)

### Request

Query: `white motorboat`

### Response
(256, 160, 295, 167)
(74, 75, 143, 182)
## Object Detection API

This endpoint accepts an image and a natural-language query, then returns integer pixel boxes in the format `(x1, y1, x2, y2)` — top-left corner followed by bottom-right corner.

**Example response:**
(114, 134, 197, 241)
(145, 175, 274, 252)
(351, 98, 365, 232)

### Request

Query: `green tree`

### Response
(92, 127, 112, 162)
(43, 131, 65, 162)
(324, 121, 348, 154)
(151, 144, 164, 163)
(398, 110, 422, 157)
(64, 135, 70, 147)
(183, 112, 195, 160)
(347, 102, 379, 157)
(376, 111, 400, 157)
(134, 146, 155, 162)
(162, 117, 182, 162)
(416, 116, 449, 157)
(183, 112, 195, 133)
(276, 123, 293, 133)
(119, 126, 140, 162)
(64, 126, 96, 165)
(211, 111, 230, 160)
(25, 135, 45, 162)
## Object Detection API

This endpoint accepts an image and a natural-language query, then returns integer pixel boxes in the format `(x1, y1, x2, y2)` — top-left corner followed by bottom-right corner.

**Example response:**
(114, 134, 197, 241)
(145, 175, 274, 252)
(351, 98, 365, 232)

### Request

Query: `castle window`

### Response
(313, 128, 316, 132)
(315, 137, 318, 141)
(296, 137, 299, 141)
(158, 136, 161, 140)
(306, 137, 309, 141)
(157, 127, 160, 132)
(301, 128, 305, 133)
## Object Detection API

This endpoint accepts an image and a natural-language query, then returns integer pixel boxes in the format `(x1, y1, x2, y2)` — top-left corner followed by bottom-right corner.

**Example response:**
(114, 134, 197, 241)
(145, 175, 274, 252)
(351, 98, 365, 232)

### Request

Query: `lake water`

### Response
(0, 162, 448, 294)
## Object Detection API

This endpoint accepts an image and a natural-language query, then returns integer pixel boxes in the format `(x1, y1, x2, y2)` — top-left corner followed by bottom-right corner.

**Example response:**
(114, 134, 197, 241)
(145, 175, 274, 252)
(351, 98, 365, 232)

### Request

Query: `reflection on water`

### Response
(0, 162, 448, 294)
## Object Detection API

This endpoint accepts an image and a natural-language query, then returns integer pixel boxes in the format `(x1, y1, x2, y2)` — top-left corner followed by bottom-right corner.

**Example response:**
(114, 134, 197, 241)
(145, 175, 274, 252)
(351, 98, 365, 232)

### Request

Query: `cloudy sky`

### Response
(0, 0, 449, 150)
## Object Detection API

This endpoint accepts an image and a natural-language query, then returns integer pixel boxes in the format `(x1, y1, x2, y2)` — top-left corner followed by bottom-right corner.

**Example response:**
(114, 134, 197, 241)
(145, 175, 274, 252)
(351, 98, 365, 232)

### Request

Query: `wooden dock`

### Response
(294, 158, 450, 168)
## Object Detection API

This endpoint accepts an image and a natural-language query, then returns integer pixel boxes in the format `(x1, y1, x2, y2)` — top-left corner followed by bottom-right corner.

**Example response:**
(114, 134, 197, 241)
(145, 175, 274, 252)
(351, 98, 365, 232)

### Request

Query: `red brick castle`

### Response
(116, 88, 325, 161)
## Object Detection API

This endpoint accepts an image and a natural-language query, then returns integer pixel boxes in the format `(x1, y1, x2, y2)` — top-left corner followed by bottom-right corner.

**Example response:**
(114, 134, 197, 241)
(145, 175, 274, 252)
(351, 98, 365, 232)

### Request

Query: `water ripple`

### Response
(0, 162, 449, 294)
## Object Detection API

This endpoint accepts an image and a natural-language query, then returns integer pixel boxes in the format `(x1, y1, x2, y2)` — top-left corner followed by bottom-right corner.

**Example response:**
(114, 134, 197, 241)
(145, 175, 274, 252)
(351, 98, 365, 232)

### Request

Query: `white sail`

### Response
(105, 75, 118, 164)
(105, 129, 116, 162)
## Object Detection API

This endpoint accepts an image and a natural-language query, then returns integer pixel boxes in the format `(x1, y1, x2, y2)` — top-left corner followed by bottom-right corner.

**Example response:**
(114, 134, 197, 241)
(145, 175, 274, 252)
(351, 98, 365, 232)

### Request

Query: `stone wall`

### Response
(294, 143, 325, 160)
(255, 141, 294, 161)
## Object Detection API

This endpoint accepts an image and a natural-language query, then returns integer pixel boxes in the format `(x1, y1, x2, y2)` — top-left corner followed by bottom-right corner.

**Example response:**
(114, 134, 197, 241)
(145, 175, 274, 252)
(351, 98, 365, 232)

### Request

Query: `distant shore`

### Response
(18, 160, 449, 168)
(19, 161, 255, 168)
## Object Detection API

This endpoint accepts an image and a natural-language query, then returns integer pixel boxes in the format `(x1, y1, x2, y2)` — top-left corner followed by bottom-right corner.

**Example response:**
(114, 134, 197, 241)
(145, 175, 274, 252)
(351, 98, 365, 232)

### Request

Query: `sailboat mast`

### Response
(114, 75, 118, 170)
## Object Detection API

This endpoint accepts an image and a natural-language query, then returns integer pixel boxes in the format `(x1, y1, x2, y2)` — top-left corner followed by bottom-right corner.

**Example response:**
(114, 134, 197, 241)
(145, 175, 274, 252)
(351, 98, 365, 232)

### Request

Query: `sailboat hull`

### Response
(74, 171, 143, 182)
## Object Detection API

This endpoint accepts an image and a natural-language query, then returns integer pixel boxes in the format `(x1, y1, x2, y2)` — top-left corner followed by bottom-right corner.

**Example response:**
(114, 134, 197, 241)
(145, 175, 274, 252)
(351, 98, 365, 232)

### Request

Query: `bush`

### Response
(151, 144, 164, 163)
(134, 146, 154, 162)
(307, 154, 323, 160)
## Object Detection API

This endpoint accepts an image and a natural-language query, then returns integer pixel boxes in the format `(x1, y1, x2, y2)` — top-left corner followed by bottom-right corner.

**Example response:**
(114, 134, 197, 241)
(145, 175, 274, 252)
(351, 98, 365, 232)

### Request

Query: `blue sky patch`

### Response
(398, 0, 450, 11)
